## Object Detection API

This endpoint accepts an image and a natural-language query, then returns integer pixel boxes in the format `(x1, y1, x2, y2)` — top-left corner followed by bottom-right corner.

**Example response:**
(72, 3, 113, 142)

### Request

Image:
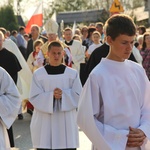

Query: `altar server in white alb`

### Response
(29, 41, 82, 150)
(63, 27, 85, 72)
(0, 67, 21, 149)
(77, 14, 150, 150)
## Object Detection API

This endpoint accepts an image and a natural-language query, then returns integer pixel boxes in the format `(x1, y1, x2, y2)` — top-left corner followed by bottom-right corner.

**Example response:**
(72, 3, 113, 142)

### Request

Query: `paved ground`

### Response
(12, 112, 92, 150)
(11, 112, 150, 150)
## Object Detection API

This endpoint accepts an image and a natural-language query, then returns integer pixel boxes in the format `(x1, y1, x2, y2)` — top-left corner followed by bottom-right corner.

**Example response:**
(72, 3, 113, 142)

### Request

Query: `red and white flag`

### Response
(25, 3, 43, 33)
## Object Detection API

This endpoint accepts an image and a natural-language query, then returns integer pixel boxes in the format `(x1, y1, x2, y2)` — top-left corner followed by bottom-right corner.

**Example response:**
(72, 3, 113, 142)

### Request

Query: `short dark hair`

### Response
(105, 14, 136, 40)
(11, 30, 17, 36)
(141, 32, 150, 50)
(87, 27, 96, 38)
(19, 26, 25, 32)
(138, 25, 146, 34)
(48, 41, 64, 52)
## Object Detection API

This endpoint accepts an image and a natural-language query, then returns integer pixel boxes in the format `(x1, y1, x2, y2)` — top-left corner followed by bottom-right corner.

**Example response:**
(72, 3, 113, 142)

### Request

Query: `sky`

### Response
(0, 0, 53, 21)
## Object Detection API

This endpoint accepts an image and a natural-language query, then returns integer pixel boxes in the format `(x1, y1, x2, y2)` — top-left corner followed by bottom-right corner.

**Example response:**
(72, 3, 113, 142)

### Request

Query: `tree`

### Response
(0, 5, 19, 31)
(44, 0, 101, 20)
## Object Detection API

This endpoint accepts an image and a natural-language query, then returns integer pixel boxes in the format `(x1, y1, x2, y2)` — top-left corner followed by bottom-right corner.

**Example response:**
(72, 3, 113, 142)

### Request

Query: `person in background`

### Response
(26, 24, 47, 59)
(95, 22, 104, 43)
(140, 32, 150, 80)
(24, 33, 29, 49)
(136, 35, 143, 50)
(10, 30, 18, 45)
(37, 18, 72, 68)
(29, 41, 82, 150)
(73, 34, 82, 43)
(0, 27, 32, 120)
(82, 26, 96, 50)
(27, 39, 44, 73)
(16, 26, 27, 60)
(26, 39, 44, 115)
(138, 25, 146, 35)
(75, 28, 81, 36)
(77, 14, 150, 150)
(63, 27, 85, 72)
(41, 30, 48, 38)
(86, 31, 102, 59)
(6, 30, 10, 38)
(81, 25, 88, 42)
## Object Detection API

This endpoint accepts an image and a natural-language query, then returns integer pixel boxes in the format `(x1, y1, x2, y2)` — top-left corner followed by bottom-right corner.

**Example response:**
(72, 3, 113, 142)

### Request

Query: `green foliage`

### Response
(0, 5, 19, 31)
(44, 0, 100, 20)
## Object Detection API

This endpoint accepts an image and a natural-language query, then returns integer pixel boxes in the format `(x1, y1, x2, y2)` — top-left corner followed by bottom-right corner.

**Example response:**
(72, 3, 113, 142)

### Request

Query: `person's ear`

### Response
(62, 50, 65, 56)
(106, 36, 113, 46)
(47, 51, 49, 57)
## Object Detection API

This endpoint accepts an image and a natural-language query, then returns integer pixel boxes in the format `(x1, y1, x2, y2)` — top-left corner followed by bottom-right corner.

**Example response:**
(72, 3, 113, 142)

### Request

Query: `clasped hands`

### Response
(127, 126, 146, 147)
(53, 88, 62, 99)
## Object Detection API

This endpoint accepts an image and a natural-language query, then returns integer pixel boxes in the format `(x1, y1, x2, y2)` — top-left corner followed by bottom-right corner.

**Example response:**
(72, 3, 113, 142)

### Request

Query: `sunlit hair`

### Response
(11, 30, 17, 36)
(73, 34, 82, 42)
(0, 27, 6, 35)
(31, 24, 40, 32)
(81, 26, 88, 34)
(0, 31, 4, 39)
(48, 41, 64, 52)
(64, 27, 72, 32)
(92, 31, 101, 37)
(105, 14, 136, 40)
(141, 32, 150, 50)
(96, 22, 103, 28)
(33, 39, 44, 51)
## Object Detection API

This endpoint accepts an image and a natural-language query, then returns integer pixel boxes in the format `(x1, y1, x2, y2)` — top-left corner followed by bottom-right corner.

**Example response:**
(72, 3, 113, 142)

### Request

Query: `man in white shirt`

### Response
(77, 14, 150, 150)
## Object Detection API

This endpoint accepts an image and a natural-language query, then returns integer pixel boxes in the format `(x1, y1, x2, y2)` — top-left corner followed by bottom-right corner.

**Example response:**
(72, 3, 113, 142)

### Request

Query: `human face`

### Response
(35, 43, 43, 53)
(47, 33, 57, 42)
(47, 46, 64, 66)
(64, 30, 72, 41)
(96, 25, 103, 34)
(82, 28, 88, 36)
(107, 34, 135, 62)
(145, 35, 150, 46)
(92, 34, 100, 44)
(31, 26, 39, 38)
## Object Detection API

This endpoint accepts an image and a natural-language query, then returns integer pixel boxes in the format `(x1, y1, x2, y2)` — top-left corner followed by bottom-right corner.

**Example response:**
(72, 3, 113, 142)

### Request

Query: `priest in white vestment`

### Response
(0, 67, 21, 149)
(77, 14, 150, 150)
(0, 27, 32, 100)
(29, 41, 82, 149)
(63, 27, 85, 72)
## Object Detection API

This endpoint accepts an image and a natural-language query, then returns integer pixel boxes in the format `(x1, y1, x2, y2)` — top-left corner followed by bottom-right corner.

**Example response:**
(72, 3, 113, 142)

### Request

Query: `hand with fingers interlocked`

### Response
(127, 126, 146, 147)
(53, 88, 62, 100)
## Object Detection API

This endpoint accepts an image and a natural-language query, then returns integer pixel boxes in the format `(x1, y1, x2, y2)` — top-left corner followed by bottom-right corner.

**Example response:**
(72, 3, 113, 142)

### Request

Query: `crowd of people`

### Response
(0, 13, 150, 150)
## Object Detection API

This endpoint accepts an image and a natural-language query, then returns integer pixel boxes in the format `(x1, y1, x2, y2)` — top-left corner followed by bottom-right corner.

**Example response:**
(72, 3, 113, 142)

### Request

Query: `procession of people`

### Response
(0, 10, 150, 150)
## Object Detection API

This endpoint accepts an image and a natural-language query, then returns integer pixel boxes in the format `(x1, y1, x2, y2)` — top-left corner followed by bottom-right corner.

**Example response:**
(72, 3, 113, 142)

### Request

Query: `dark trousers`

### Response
(7, 126, 15, 147)
(37, 148, 76, 150)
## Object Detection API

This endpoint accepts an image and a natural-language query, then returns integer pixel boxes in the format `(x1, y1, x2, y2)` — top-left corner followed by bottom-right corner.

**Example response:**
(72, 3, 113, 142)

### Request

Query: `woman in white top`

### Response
(86, 31, 102, 59)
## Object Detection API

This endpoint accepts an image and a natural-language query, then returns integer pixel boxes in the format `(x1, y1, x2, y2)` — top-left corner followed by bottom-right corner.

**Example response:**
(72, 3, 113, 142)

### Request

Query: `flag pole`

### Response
(41, 0, 44, 30)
